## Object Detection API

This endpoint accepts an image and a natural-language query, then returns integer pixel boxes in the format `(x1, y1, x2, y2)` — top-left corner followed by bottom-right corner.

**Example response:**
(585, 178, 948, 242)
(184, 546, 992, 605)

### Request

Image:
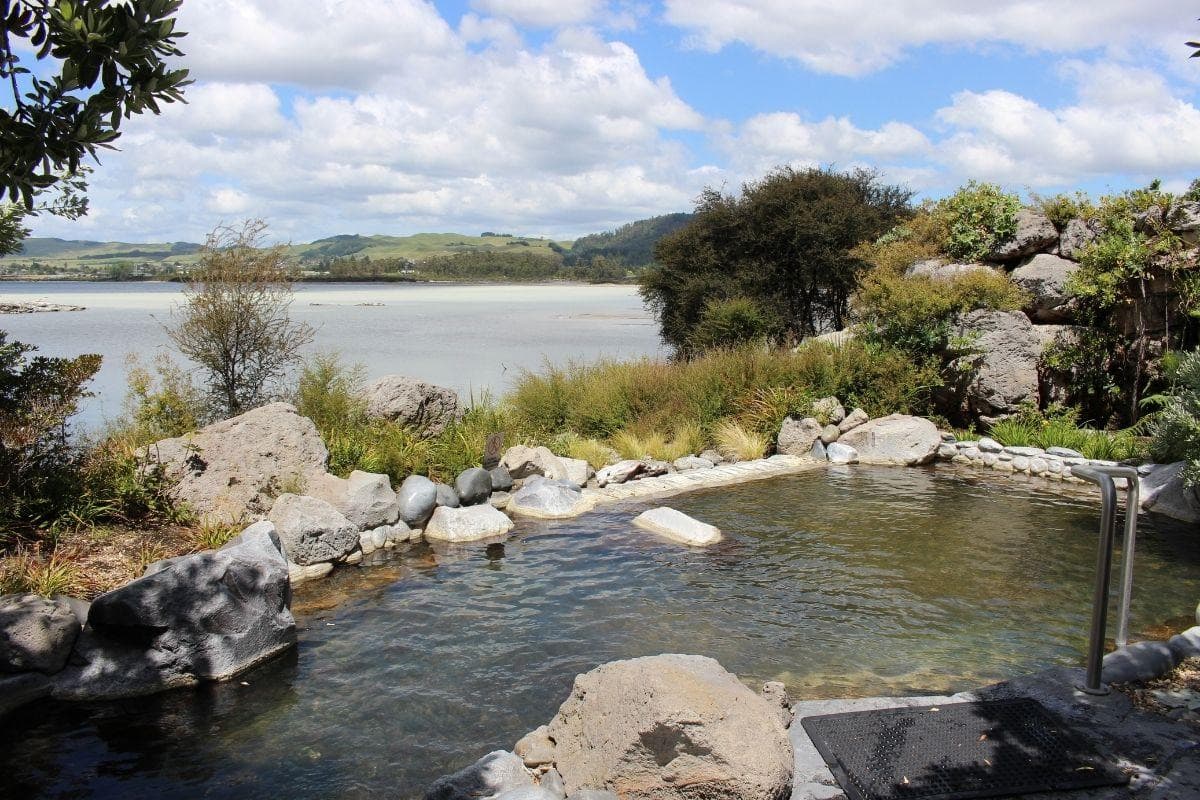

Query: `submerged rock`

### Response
(544, 654, 793, 800)
(425, 750, 532, 800)
(633, 507, 722, 546)
(509, 475, 592, 519)
(424, 504, 515, 543)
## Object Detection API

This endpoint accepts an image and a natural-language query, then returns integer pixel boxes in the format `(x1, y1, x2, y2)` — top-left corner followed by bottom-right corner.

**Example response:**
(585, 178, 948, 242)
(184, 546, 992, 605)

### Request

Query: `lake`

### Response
(0, 281, 664, 431)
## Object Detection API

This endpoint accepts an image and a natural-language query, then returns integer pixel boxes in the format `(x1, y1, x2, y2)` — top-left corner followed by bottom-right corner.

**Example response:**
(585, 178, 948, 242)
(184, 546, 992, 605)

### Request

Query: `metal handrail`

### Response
(1070, 464, 1140, 695)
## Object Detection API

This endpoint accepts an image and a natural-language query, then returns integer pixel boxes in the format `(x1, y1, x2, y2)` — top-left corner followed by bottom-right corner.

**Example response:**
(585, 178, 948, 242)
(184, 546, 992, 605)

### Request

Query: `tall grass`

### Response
(987, 412, 1144, 461)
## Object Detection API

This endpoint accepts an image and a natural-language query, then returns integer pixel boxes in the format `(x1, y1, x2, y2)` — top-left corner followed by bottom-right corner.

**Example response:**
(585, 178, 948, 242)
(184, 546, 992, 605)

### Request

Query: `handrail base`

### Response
(1075, 682, 1111, 696)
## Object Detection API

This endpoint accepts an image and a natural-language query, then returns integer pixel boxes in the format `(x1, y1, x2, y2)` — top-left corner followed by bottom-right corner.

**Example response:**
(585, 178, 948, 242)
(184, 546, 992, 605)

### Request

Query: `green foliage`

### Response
(509, 341, 938, 445)
(642, 166, 912, 353)
(295, 352, 367, 435)
(1149, 349, 1200, 484)
(0, 0, 190, 210)
(934, 181, 1020, 261)
(687, 297, 773, 352)
(566, 213, 692, 270)
(1185, 179, 1200, 202)
(987, 407, 1144, 461)
(850, 206, 947, 274)
(1031, 191, 1096, 229)
(712, 419, 767, 462)
(417, 249, 565, 281)
(855, 268, 1026, 356)
(121, 352, 205, 444)
(988, 417, 1038, 447)
(0, 332, 101, 525)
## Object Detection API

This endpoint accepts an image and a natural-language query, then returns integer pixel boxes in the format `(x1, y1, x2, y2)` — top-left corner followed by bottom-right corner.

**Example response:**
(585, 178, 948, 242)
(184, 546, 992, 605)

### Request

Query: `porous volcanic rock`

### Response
(363, 375, 459, 436)
(953, 309, 1042, 417)
(837, 414, 941, 466)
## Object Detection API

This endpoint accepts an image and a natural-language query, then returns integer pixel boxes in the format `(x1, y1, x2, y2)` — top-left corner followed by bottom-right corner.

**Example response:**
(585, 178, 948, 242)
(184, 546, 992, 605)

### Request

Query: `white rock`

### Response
(826, 442, 859, 465)
(633, 507, 722, 546)
(424, 504, 515, 543)
(837, 414, 941, 466)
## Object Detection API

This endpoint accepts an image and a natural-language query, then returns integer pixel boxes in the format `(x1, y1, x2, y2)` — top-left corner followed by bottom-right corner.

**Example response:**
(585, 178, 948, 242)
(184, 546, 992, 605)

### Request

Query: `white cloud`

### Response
(471, 0, 604, 27)
(662, 0, 1194, 76)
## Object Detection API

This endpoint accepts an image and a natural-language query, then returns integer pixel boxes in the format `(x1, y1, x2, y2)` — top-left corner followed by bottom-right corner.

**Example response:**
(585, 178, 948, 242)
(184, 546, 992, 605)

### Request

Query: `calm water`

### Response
(2, 467, 1197, 799)
(0, 281, 662, 430)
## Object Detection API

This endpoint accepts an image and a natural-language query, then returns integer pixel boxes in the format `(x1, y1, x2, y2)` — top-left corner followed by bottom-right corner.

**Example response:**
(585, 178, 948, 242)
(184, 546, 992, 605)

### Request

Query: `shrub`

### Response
(1150, 350, 1200, 484)
(295, 352, 368, 435)
(934, 181, 1020, 261)
(713, 420, 767, 462)
(1183, 178, 1200, 203)
(687, 297, 773, 353)
(988, 417, 1038, 447)
(566, 437, 617, 469)
(849, 205, 947, 274)
(1031, 191, 1095, 229)
(121, 352, 206, 445)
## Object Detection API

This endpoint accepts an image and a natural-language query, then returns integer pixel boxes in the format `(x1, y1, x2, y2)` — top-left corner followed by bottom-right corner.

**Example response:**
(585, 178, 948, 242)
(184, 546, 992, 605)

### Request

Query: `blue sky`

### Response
(25, 0, 1200, 243)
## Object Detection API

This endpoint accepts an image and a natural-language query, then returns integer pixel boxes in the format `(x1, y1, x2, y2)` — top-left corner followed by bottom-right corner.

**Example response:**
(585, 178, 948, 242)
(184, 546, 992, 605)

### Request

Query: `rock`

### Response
(509, 475, 592, 519)
(144, 402, 329, 524)
(489, 466, 515, 492)
(986, 208, 1058, 261)
(545, 654, 793, 800)
(359, 526, 386, 555)
(837, 414, 941, 466)
(565, 792, 619, 800)
(0, 671, 52, 716)
(288, 561, 334, 585)
(595, 459, 645, 487)
(435, 483, 460, 508)
(0, 594, 80, 674)
(1002, 446, 1043, 457)
(811, 396, 846, 424)
(937, 443, 957, 459)
(424, 504, 515, 543)
(455, 467, 493, 506)
(425, 750, 533, 800)
(1103, 641, 1178, 684)
(1046, 446, 1084, 458)
(700, 449, 725, 464)
(826, 442, 858, 465)
(1168, 201, 1200, 245)
(633, 507, 722, 546)
(1010, 253, 1079, 322)
(268, 494, 359, 566)
(838, 408, 869, 433)
(489, 491, 512, 509)
(811, 329, 854, 346)
(905, 259, 998, 280)
(673, 455, 715, 471)
(977, 437, 1003, 452)
(777, 416, 824, 457)
(760, 680, 794, 729)
(640, 460, 670, 478)
(557, 457, 593, 488)
(515, 724, 556, 767)
(493, 789, 561, 800)
(363, 375, 459, 436)
(397, 474, 439, 526)
(308, 470, 399, 531)
(539, 768, 566, 800)
(1058, 217, 1100, 259)
(1168, 627, 1200, 661)
(1140, 462, 1200, 524)
(810, 439, 827, 460)
(953, 310, 1042, 417)
(54, 526, 295, 700)
(502, 445, 567, 481)
(1029, 457, 1048, 475)
(819, 424, 840, 445)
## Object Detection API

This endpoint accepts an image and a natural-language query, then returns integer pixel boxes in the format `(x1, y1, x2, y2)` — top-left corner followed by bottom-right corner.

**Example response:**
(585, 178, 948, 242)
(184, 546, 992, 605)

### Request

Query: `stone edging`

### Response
(581, 454, 821, 508)
(934, 435, 1128, 484)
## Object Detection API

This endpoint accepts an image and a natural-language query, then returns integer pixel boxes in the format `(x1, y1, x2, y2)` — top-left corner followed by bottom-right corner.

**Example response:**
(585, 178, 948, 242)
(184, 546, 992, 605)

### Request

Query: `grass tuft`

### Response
(713, 420, 768, 462)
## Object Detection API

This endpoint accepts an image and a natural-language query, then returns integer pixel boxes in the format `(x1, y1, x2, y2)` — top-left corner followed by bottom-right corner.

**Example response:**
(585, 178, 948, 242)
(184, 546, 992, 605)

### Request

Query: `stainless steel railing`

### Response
(1070, 464, 1140, 695)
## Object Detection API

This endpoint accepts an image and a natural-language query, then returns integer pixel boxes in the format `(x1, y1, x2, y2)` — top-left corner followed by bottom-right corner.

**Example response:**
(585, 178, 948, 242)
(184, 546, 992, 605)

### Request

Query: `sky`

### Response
(23, 0, 1200, 244)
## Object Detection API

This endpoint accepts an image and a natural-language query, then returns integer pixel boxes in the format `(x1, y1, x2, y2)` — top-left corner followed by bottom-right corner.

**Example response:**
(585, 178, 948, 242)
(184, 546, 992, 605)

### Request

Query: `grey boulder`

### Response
(826, 442, 859, 465)
(838, 414, 941, 466)
(986, 208, 1058, 261)
(424, 504, 515, 543)
(1010, 253, 1078, 322)
(509, 475, 593, 519)
(363, 375, 459, 437)
(435, 483, 461, 508)
(952, 309, 1042, 417)
(557, 457, 594, 487)
(811, 396, 846, 424)
(489, 466, 514, 492)
(144, 402, 329, 525)
(425, 750, 532, 800)
(0, 594, 81, 674)
(838, 407, 869, 433)
(455, 467, 493, 506)
(308, 470, 399, 531)
(673, 455, 715, 471)
(268, 493, 359, 566)
(905, 259, 998, 280)
(633, 507, 722, 546)
(1139, 462, 1200, 524)
(595, 459, 645, 487)
(502, 445, 567, 480)
(545, 654, 793, 800)
(53, 526, 295, 700)
(1058, 217, 1100, 259)
(397, 474, 439, 526)
(1168, 200, 1200, 245)
(777, 416, 823, 457)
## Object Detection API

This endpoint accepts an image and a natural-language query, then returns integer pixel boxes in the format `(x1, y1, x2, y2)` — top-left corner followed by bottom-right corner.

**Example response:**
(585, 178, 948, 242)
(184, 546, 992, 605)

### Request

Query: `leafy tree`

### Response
(0, 0, 190, 239)
(642, 166, 912, 354)
(167, 220, 314, 417)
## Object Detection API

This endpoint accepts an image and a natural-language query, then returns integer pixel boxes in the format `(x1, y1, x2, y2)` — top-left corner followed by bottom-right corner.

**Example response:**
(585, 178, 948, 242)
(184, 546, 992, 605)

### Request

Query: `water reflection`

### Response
(2, 467, 1197, 799)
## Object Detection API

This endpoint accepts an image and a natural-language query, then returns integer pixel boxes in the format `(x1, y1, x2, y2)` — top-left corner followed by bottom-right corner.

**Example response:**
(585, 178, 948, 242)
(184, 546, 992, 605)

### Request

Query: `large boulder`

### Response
(837, 414, 940, 466)
(904, 259, 998, 280)
(397, 474, 439, 526)
(308, 470, 399, 531)
(633, 508, 722, 546)
(455, 467, 494, 506)
(53, 526, 295, 700)
(502, 445, 567, 480)
(0, 594, 81, 674)
(1140, 462, 1200, 524)
(268, 494, 359, 566)
(952, 309, 1042, 417)
(558, 457, 594, 487)
(777, 416, 823, 457)
(986, 208, 1058, 261)
(425, 751, 533, 800)
(1168, 201, 1200, 245)
(424, 504, 515, 543)
(1010, 253, 1078, 322)
(144, 403, 329, 524)
(544, 654, 793, 800)
(363, 375, 459, 436)
(1058, 217, 1100, 259)
(509, 475, 593, 519)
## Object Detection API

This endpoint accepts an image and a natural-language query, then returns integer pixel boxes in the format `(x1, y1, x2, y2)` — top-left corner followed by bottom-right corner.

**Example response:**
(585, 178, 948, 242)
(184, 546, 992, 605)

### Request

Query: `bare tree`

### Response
(168, 220, 313, 417)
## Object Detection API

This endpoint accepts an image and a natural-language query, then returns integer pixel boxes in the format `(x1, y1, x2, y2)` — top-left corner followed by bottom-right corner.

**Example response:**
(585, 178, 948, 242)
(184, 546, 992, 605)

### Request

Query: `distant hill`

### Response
(14, 238, 201, 261)
(565, 213, 692, 268)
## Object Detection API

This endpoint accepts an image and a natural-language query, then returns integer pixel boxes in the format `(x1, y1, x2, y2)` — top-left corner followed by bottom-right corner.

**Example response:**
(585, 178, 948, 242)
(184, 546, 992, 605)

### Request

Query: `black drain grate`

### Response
(800, 698, 1129, 800)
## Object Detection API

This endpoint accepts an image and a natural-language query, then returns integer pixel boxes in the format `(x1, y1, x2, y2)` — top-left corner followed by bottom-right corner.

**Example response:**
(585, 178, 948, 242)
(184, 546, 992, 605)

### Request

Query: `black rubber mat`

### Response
(800, 698, 1129, 800)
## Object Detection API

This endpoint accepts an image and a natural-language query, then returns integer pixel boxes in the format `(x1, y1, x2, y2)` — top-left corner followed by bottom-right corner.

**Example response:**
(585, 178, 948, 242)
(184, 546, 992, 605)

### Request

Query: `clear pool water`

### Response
(2, 466, 1197, 799)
